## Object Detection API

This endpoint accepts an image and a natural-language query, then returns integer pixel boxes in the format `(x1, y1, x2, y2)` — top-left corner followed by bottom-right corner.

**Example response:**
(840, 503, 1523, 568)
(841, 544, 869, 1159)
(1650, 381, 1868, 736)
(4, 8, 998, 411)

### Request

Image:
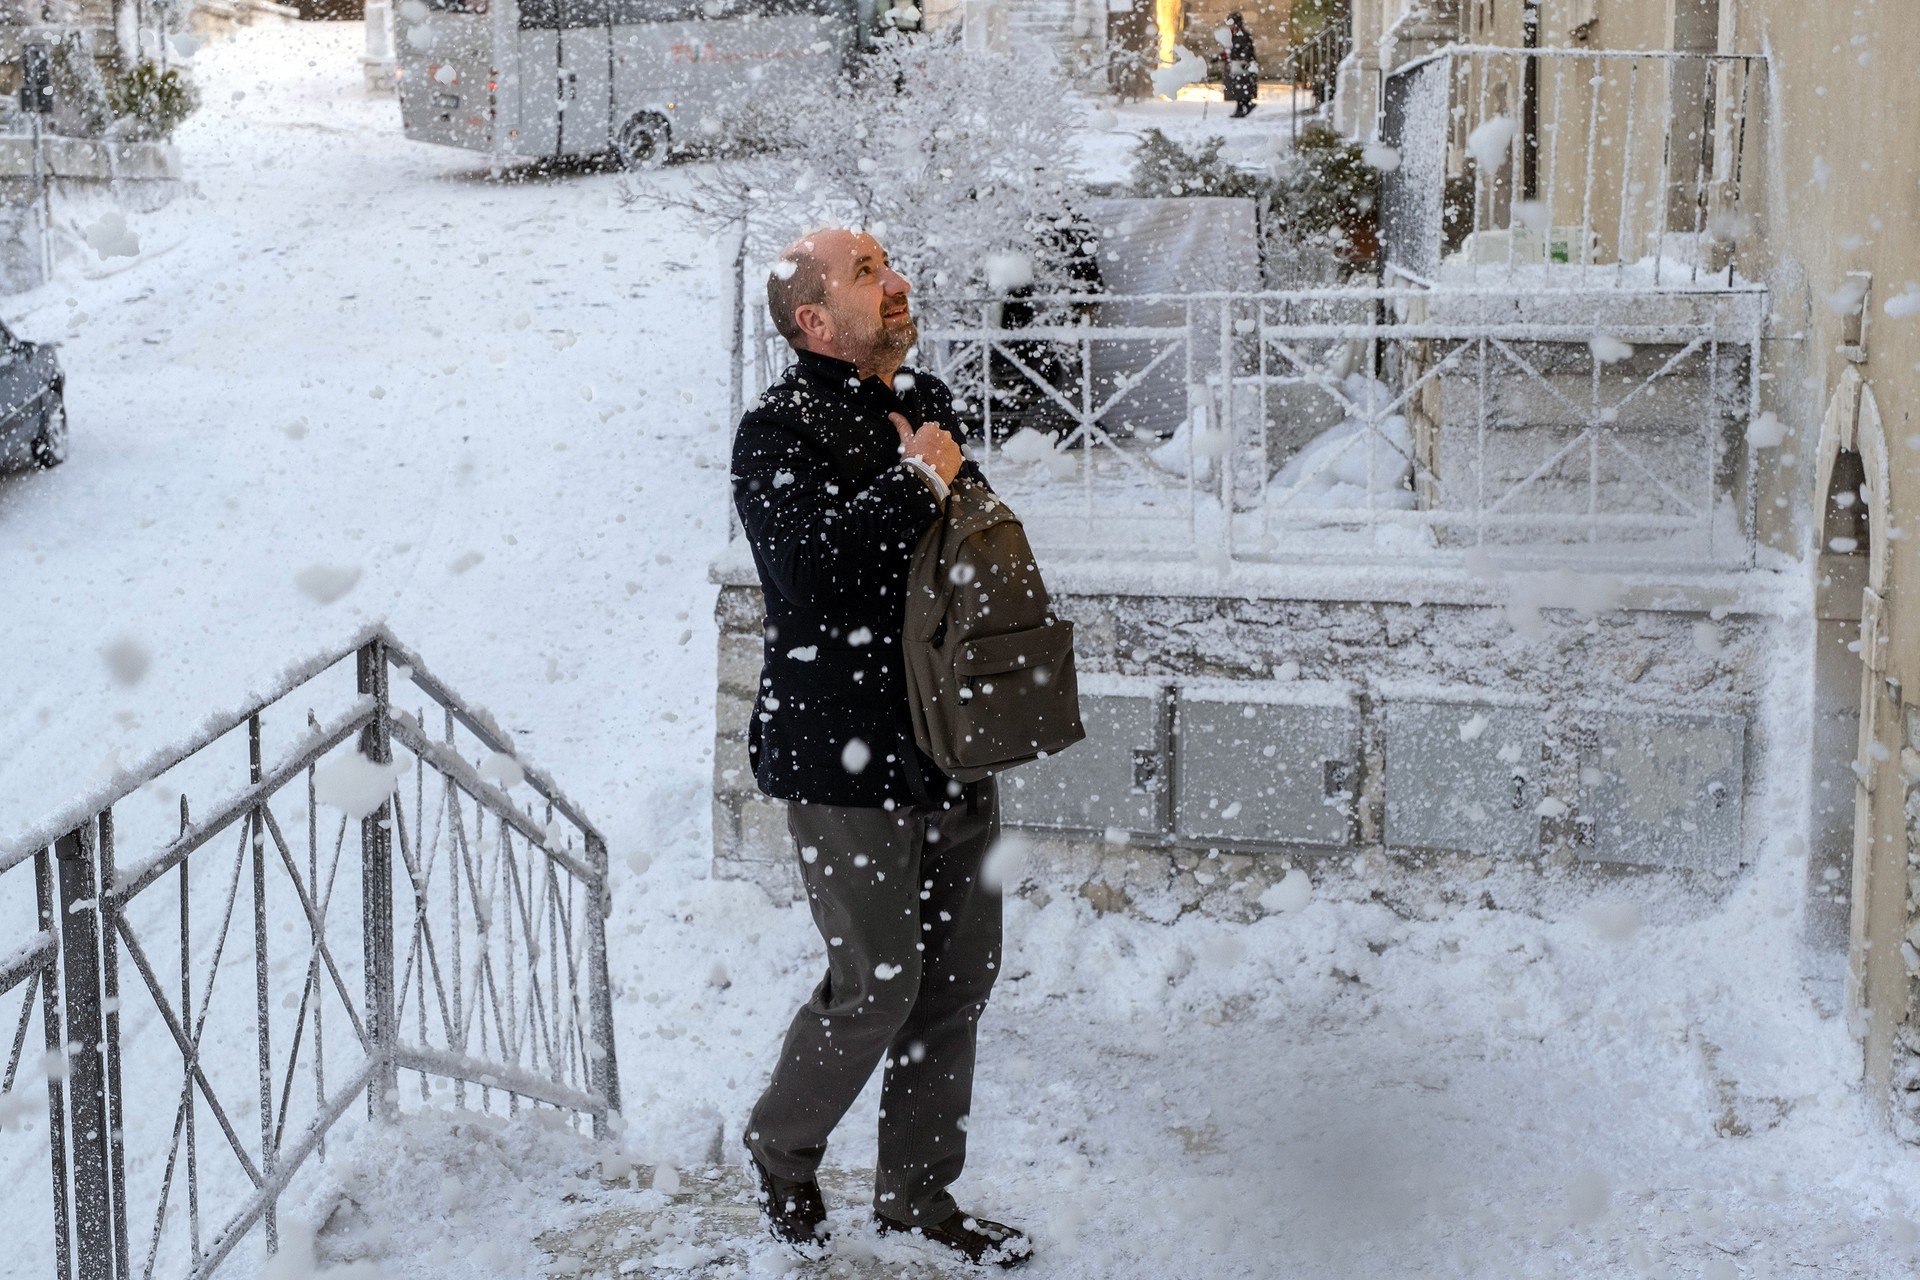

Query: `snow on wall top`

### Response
(1176, 676, 1358, 709)
(709, 535, 1791, 617)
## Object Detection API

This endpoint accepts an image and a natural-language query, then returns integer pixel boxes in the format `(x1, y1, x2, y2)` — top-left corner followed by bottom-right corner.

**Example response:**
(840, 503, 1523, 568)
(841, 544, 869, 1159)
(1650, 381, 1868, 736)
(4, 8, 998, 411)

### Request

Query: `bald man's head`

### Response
(767, 228, 917, 379)
(767, 229, 839, 347)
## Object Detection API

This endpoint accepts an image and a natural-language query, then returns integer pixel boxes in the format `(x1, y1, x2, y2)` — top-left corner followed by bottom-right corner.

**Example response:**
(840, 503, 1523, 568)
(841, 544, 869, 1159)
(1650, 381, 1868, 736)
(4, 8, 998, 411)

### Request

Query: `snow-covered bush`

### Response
(49, 32, 114, 138)
(1128, 127, 1267, 200)
(108, 63, 200, 140)
(635, 31, 1093, 299)
(1127, 123, 1384, 277)
(1284, 125, 1382, 267)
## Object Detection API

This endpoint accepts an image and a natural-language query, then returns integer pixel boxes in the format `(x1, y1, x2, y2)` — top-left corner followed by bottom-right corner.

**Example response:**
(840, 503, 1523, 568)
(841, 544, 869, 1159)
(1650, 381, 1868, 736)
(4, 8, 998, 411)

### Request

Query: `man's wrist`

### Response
(901, 456, 950, 502)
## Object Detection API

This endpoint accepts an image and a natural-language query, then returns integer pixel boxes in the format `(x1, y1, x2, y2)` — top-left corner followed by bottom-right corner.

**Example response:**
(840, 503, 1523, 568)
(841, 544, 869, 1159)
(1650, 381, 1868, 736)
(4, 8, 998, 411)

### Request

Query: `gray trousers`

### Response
(746, 781, 1002, 1224)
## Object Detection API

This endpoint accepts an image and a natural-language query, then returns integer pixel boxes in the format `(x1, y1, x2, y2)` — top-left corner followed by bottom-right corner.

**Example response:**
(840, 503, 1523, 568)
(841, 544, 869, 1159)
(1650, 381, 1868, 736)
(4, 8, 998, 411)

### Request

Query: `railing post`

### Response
(95, 812, 129, 1280)
(36, 848, 75, 1280)
(54, 818, 121, 1280)
(583, 833, 621, 1140)
(729, 217, 748, 430)
(248, 716, 277, 1251)
(358, 638, 398, 1120)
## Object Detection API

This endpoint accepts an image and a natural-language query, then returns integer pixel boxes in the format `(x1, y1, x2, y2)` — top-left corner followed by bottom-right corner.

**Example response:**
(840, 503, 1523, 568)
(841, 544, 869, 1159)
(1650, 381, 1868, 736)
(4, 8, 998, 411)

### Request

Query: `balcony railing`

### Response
(1379, 46, 1766, 289)
(747, 285, 1764, 571)
(0, 627, 619, 1280)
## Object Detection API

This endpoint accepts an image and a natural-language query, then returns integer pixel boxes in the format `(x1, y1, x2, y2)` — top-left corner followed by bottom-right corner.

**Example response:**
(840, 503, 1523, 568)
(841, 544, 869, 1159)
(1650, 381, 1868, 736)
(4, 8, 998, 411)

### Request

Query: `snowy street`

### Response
(3, 22, 1920, 1280)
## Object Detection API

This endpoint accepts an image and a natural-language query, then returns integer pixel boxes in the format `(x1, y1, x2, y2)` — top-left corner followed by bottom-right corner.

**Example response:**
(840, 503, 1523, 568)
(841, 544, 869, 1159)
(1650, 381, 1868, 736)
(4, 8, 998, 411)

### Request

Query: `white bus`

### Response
(395, 0, 867, 166)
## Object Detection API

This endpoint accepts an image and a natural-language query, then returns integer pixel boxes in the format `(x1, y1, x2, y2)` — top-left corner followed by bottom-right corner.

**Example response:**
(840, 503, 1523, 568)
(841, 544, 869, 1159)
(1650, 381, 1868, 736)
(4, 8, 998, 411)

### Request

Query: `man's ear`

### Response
(794, 303, 833, 348)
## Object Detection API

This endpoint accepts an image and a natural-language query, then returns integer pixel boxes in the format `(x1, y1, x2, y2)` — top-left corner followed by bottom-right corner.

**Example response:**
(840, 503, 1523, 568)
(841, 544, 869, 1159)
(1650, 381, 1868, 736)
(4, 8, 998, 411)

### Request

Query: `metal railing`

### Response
(1, 850, 70, 1278)
(1276, 20, 1351, 142)
(1379, 47, 1765, 288)
(747, 284, 1763, 569)
(0, 626, 620, 1280)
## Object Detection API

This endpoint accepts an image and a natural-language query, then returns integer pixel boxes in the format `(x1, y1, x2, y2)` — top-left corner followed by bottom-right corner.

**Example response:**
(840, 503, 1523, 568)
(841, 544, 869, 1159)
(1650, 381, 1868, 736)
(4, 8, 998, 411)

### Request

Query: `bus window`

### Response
(521, 0, 610, 28)
(605, 0, 702, 22)
(596, 0, 840, 20)
(739, 0, 850, 13)
(424, 0, 489, 11)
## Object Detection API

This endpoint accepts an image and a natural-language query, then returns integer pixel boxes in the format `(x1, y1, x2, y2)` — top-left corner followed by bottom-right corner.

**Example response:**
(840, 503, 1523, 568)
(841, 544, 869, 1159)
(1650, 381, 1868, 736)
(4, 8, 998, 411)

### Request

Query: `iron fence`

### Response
(0, 626, 619, 1280)
(1379, 46, 1765, 289)
(746, 284, 1763, 569)
(1, 849, 70, 1278)
(1276, 20, 1351, 142)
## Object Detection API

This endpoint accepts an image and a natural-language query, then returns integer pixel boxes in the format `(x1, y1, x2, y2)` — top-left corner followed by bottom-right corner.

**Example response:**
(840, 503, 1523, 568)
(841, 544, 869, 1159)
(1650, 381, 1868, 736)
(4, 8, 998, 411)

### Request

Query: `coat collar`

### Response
(794, 348, 868, 392)
(792, 349, 916, 407)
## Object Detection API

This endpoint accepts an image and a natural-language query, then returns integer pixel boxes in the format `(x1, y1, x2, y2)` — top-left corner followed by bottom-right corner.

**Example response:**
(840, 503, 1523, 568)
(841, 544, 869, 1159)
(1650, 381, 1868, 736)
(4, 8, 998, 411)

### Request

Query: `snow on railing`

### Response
(0, 631, 620, 1280)
(1379, 46, 1765, 290)
(745, 285, 1764, 571)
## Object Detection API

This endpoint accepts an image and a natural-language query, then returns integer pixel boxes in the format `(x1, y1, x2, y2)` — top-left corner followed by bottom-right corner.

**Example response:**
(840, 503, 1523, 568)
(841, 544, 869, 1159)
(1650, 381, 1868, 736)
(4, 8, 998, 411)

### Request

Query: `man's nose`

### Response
(883, 268, 910, 297)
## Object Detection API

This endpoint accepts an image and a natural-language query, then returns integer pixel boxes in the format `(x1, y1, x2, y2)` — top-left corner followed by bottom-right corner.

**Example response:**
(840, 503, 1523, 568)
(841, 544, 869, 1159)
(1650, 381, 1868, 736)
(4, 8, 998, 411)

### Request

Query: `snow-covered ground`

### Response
(3, 23, 1918, 1280)
(1077, 94, 1307, 185)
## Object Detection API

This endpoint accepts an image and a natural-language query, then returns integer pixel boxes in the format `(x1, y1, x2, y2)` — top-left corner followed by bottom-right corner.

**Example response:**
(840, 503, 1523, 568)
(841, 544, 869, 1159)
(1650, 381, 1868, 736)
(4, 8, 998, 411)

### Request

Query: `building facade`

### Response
(919, 0, 1294, 96)
(1329, 0, 1920, 1136)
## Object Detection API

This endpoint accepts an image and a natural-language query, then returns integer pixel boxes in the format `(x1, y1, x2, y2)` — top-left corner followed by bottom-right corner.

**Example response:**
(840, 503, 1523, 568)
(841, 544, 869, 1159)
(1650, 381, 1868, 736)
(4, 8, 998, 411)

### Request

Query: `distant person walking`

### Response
(730, 227, 1032, 1270)
(1222, 11, 1259, 118)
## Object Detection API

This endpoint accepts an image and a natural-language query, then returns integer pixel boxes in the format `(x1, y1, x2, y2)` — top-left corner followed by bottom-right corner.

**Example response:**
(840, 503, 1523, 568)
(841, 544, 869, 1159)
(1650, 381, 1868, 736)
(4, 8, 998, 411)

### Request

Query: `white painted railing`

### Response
(746, 285, 1766, 570)
(1379, 47, 1766, 290)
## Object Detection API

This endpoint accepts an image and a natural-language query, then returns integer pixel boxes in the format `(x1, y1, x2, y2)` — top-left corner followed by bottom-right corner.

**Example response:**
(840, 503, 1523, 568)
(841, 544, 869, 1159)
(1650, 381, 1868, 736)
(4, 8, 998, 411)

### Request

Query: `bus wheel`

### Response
(614, 114, 669, 170)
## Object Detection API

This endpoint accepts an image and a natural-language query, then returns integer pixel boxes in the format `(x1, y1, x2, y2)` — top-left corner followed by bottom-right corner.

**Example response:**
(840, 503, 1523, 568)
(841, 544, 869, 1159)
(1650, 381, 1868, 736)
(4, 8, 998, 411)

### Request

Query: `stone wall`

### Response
(1894, 706, 1920, 1142)
(710, 557, 1782, 916)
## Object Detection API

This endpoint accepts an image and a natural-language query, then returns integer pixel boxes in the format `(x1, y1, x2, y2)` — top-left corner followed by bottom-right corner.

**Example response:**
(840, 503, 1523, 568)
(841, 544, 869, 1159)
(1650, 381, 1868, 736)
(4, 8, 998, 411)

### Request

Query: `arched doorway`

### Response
(1810, 372, 1906, 1100)
(1807, 371, 1873, 950)
(1831, 388, 1903, 1095)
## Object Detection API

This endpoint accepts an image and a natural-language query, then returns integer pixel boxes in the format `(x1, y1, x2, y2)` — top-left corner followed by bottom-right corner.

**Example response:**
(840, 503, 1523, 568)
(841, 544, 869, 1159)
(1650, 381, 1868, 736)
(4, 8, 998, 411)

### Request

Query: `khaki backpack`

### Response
(903, 478, 1085, 783)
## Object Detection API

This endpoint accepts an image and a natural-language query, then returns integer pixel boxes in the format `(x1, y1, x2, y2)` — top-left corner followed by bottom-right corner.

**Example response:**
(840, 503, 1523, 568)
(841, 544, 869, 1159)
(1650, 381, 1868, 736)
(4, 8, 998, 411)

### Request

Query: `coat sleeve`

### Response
(733, 417, 942, 609)
(919, 375, 992, 493)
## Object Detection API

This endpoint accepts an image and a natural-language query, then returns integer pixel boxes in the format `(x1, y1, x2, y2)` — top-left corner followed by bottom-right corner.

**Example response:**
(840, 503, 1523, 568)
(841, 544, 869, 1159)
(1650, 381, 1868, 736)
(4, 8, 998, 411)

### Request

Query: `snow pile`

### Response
(1147, 410, 1230, 481)
(1265, 373, 1415, 512)
(296, 1108, 610, 1278)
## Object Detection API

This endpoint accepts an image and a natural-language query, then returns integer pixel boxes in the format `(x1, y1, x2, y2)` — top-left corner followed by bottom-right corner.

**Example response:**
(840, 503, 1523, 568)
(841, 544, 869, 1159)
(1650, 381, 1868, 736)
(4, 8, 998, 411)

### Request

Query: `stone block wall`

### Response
(1893, 706, 1920, 1141)
(710, 558, 1781, 917)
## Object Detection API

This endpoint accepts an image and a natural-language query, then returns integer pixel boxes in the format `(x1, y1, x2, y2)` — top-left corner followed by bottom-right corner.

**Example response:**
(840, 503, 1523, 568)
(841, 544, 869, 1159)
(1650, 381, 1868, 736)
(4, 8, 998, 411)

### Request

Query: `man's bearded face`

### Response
(820, 233, 916, 370)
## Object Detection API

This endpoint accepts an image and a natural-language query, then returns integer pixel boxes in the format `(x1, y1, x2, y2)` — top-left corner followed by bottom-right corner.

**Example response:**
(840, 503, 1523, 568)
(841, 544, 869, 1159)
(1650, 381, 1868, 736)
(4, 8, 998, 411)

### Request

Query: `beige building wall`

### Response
(1340, 0, 1920, 1131)
(1173, 0, 1291, 73)
(1724, 0, 1920, 1128)
(1436, 1, 1753, 269)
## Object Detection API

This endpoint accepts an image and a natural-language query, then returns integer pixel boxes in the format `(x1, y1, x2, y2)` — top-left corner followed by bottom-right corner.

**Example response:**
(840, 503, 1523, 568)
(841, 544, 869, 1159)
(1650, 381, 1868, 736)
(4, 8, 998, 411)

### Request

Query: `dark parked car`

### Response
(0, 319, 63, 472)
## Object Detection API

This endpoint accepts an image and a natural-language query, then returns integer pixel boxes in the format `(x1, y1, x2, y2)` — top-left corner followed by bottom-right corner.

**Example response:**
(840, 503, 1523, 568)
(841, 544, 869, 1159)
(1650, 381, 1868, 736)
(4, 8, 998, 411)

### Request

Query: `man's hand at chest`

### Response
(891, 411, 965, 499)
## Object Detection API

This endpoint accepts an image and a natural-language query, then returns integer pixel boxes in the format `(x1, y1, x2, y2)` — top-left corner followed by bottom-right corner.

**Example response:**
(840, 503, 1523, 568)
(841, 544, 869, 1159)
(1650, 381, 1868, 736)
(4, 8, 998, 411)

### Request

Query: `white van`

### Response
(395, 0, 865, 166)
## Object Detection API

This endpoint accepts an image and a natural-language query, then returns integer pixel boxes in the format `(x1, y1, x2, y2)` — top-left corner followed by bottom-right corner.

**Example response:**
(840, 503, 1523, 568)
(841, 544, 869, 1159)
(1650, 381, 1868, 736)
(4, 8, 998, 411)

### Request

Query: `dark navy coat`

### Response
(731, 349, 988, 809)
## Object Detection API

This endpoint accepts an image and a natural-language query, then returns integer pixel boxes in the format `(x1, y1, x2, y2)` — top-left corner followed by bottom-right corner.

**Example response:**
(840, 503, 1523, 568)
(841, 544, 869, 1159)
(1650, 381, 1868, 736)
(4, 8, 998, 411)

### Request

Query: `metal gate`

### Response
(0, 626, 620, 1280)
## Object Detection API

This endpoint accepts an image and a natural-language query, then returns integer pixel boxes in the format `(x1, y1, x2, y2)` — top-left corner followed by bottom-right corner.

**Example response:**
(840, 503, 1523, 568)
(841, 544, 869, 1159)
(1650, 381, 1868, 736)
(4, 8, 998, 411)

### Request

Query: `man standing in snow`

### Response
(730, 227, 1031, 1269)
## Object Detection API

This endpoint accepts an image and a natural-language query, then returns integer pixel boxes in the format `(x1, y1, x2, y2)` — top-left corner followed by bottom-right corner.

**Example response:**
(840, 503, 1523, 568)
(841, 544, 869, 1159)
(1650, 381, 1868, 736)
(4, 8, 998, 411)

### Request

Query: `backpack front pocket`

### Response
(943, 621, 1082, 774)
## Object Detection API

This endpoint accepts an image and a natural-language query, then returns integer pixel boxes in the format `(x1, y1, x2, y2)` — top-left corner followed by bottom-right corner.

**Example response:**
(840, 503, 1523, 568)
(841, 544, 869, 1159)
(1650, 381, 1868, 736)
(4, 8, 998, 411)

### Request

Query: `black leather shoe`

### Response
(742, 1138, 829, 1258)
(875, 1209, 1033, 1269)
